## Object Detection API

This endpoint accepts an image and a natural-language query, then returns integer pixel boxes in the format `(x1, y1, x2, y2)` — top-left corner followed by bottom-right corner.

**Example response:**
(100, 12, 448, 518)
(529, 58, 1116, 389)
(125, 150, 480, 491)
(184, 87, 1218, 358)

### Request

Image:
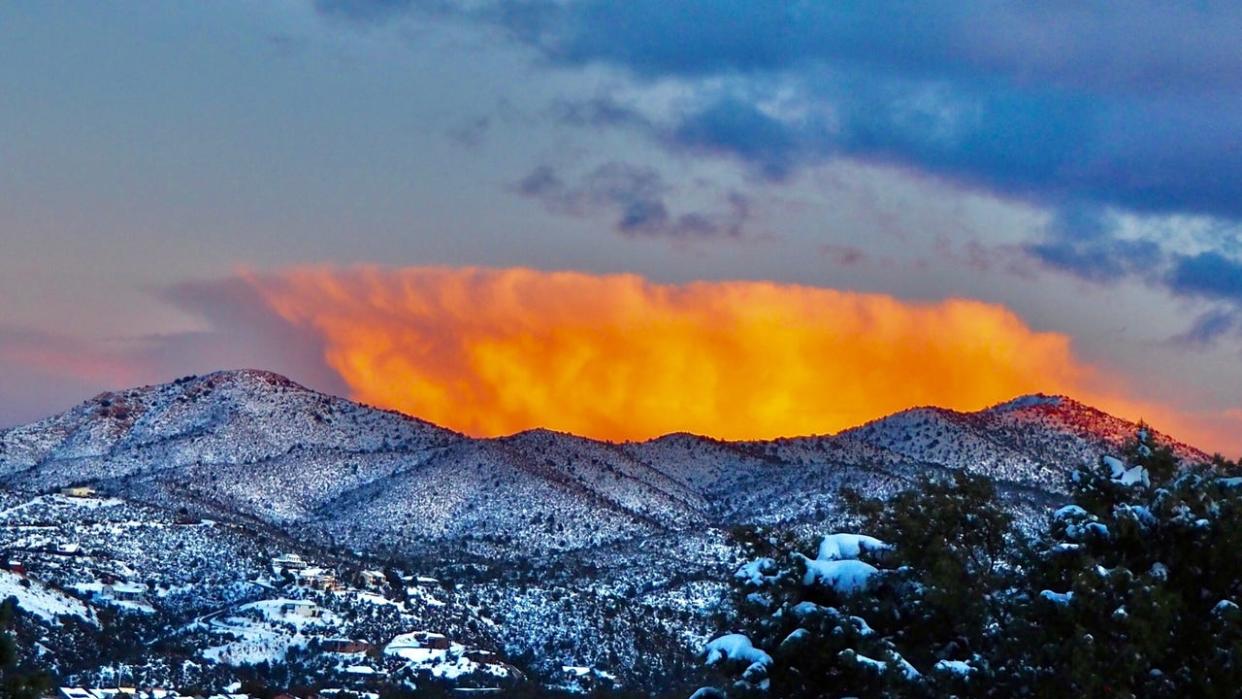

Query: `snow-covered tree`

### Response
(0, 598, 51, 699)
(694, 472, 1016, 698)
(693, 427, 1242, 698)
(1001, 431, 1242, 697)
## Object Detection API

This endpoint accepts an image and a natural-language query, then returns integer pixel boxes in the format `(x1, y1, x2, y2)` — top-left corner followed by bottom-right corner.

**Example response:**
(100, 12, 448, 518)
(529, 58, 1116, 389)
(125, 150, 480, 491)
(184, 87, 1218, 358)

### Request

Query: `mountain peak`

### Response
(985, 393, 1069, 412)
(198, 367, 303, 385)
(0, 368, 460, 485)
(0, 370, 1216, 579)
(80, 369, 305, 411)
(1, 372, 1212, 501)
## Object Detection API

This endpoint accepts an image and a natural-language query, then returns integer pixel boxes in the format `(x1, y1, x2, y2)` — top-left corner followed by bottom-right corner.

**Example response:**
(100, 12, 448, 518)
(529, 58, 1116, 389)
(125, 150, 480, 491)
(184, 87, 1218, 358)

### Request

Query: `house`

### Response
(271, 553, 308, 572)
(5, 560, 25, 575)
(321, 638, 372, 654)
(343, 665, 384, 677)
(415, 632, 450, 650)
(359, 570, 387, 589)
(313, 574, 343, 592)
(387, 631, 451, 652)
(278, 600, 323, 619)
(465, 649, 506, 666)
(294, 568, 344, 592)
(60, 486, 97, 499)
(104, 582, 147, 602)
(55, 542, 81, 555)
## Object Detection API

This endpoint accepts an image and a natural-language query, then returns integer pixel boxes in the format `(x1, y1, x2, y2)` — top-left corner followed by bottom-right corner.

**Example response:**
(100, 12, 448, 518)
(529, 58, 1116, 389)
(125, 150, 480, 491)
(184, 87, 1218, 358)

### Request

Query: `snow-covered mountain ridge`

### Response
(0, 369, 1207, 554)
(0, 370, 1213, 693)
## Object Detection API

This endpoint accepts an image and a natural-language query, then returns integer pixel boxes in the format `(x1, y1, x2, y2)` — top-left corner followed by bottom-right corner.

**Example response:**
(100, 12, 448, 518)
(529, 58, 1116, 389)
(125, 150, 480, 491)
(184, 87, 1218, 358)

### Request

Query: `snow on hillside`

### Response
(0, 570, 96, 626)
(0, 374, 1213, 562)
(0, 370, 459, 490)
(0, 371, 1219, 693)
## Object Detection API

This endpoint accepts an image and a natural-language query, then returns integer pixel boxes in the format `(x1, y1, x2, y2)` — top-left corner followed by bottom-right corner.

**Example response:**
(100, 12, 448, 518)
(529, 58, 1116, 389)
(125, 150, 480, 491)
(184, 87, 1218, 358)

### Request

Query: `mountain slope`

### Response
(832, 393, 1206, 491)
(0, 371, 1209, 559)
(0, 369, 459, 482)
(0, 370, 1216, 692)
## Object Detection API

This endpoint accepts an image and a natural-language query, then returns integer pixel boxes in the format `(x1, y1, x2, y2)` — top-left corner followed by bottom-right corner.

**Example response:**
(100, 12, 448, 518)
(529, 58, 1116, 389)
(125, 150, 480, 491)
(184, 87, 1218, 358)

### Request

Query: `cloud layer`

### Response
(232, 265, 1234, 448)
(5, 265, 1240, 454)
(316, 1, 1242, 346)
(497, 1, 1242, 219)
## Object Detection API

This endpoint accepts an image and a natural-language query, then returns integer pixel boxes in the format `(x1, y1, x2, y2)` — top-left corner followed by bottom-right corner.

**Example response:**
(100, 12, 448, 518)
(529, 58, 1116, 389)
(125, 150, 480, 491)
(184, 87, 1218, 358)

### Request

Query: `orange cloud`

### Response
(242, 265, 1238, 453)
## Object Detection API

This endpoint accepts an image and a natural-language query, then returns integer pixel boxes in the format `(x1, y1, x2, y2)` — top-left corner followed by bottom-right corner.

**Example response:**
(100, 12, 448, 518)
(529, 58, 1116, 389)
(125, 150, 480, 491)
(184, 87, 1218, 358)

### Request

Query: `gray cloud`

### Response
(1024, 206, 1163, 283)
(1171, 309, 1242, 348)
(1167, 251, 1242, 303)
(152, 279, 349, 397)
(316, 1, 1242, 223)
(514, 162, 750, 239)
(315, 0, 1242, 351)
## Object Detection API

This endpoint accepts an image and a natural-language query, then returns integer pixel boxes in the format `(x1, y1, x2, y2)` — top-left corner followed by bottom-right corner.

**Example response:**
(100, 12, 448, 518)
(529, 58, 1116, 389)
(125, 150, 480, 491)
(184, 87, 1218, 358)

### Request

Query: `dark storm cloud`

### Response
(317, 0, 1242, 346)
(315, 0, 1242, 218)
(1167, 252, 1242, 303)
(316, 0, 1242, 220)
(668, 97, 804, 181)
(523, 2, 1242, 93)
(473, 2, 1242, 218)
(1024, 206, 1162, 283)
(1171, 309, 1242, 348)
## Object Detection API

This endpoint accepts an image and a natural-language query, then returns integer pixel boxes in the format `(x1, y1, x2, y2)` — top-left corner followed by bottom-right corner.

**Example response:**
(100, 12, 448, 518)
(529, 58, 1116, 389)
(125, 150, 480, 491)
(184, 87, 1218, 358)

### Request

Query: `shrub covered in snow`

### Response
(696, 428, 1242, 698)
(994, 442, 1242, 696)
(696, 472, 1020, 697)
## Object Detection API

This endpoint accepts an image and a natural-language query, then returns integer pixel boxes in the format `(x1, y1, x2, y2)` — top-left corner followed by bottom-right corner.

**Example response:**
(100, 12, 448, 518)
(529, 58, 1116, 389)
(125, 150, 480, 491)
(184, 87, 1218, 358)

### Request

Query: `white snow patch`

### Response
(816, 533, 890, 561)
(798, 556, 879, 593)
(0, 571, 97, 626)
(1040, 590, 1073, 605)
(1053, 505, 1087, 521)
(1103, 456, 1148, 486)
(1103, 456, 1125, 477)
(934, 659, 974, 676)
(779, 628, 810, 648)
(703, 634, 772, 668)
(848, 650, 919, 679)
(853, 652, 887, 673)
(735, 557, 779, 587)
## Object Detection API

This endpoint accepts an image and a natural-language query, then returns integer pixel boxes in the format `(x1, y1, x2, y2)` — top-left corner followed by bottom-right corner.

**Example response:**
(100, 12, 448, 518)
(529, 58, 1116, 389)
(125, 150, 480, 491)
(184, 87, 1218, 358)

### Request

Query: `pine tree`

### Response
(1000, 431, 1242, 697)
(691, 425, 1242, 698)
(694, 472, 1016, 698)
(0, 598, 51, 699)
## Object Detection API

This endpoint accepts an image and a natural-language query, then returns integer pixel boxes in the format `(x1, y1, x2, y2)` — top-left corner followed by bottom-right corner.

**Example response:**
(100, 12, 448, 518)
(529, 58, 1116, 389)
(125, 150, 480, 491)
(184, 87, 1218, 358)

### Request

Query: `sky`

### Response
(2, 1, 1241, 454)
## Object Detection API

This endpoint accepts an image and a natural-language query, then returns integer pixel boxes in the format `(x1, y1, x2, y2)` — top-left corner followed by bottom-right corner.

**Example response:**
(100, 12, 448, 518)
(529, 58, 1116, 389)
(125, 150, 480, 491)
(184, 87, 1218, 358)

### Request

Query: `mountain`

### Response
(0, 370, 1211, 694)
(0, 370, 1207, 556)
